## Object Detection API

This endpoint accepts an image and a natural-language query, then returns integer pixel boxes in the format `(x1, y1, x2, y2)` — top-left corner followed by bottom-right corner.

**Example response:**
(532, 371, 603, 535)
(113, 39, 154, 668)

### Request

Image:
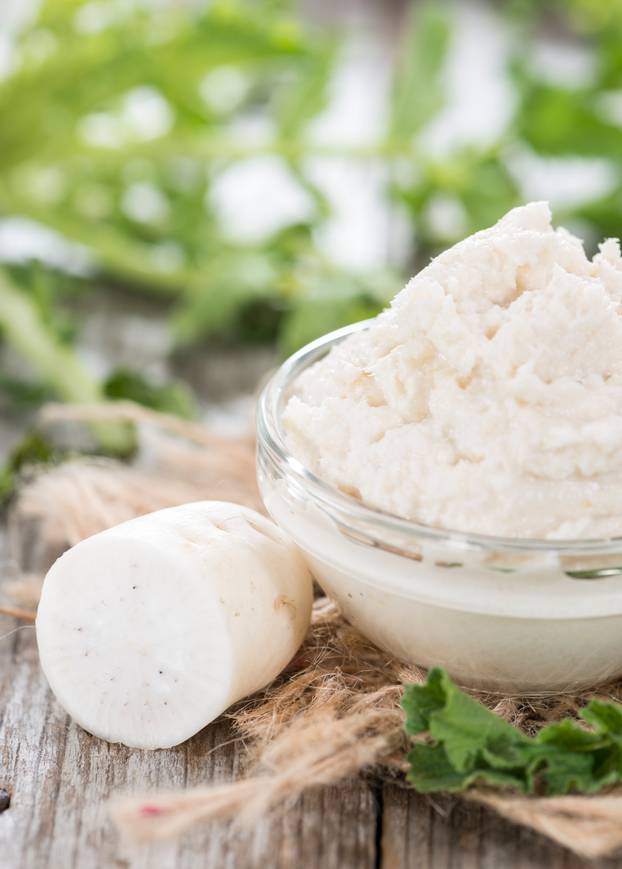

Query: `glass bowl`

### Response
(256, 322, 622, 694)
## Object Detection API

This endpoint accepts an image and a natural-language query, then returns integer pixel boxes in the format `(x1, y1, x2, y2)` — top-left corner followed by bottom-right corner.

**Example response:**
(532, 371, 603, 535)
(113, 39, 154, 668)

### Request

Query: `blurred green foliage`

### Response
(0, 431, 61, 503)
(0, 0, 397, 421)
(0, 0, 621, 434)
(103, 368, 195, 419)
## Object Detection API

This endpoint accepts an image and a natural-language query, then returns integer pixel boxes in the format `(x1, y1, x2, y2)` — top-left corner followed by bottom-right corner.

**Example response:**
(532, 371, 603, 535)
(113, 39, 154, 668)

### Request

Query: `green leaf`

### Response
(173, 252, 281, 345)
(104, 369, 196, 419)
(582, 700, 622, 737)
(536, 718, 605, 750)
(278, 267, 393, 355)
(0, 431, 60, 504)
(406, 743, 473, 792)
(403, 668, 622, 797)
(274, 40, 338, 139)
(0, 269, 102, 406)
(279, 294, 383, 356)
(389, 1, 452, 142)
(0, 377, 54, 411)
(0, 269, 134, 455)
(403, 668, 527, 774)
(406, 743, 530, 794)
(515, 79, 622, 158)
(539, 748, 609, 796)
(402, 668, 449, 734)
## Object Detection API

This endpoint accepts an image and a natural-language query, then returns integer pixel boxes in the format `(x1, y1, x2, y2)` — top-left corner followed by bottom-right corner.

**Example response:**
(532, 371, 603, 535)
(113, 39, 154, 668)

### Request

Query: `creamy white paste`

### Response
(283, 202, 622, 540)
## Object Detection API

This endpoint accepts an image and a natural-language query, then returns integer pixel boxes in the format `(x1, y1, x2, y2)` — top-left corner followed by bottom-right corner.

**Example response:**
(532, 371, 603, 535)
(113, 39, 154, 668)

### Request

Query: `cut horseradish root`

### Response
(36, 501, 313, 749)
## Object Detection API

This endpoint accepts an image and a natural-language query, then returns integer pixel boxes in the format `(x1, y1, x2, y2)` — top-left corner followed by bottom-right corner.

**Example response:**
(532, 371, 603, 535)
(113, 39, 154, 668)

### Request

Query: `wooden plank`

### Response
(380, 784, 622, 869)
(0, 607, 378, 869)
(5, 498, 622, 868)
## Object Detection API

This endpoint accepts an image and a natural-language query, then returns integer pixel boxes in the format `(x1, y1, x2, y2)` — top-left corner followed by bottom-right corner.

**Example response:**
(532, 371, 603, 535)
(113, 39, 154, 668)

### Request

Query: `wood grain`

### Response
(2, 515, 622, 868)
(380, 785, 622, 869)
(0, 604, 378, 869)
(0, 522, 379, 869)
(5, 600, 622, 869)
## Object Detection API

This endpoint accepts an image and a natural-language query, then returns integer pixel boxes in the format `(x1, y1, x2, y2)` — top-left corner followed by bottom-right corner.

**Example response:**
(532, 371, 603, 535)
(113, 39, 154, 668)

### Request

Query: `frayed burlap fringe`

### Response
(110, 595, 622, 860)
(470, 792, 622, 860)
(4, 401, 622, 860)
(6, 401, 261, 562)
(112, 597, 415, 842)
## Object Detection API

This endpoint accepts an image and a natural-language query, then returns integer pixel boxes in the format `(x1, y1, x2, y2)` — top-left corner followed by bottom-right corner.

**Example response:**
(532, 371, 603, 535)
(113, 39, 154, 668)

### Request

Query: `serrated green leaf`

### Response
(403, 667, 526, 774)
(406, 743, 473, 792)
(406, 743, 530, 794)
(403, 668, 622, 798)
(582, 700, 622, 737)
(402, 668, 449, 734)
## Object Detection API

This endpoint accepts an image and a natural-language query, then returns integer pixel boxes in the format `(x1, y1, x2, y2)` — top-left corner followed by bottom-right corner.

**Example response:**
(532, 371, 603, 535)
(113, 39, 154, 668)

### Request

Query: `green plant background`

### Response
(0, 0, 621, 462)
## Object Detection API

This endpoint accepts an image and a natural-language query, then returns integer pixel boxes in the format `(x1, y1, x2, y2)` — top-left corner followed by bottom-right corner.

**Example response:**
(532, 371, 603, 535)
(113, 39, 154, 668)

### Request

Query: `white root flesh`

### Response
(36, 501, 313, 749)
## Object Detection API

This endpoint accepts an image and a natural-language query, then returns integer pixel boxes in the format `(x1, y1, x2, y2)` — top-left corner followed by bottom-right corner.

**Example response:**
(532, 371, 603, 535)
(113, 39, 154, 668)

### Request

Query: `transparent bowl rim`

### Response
(257, 320, 622, 556)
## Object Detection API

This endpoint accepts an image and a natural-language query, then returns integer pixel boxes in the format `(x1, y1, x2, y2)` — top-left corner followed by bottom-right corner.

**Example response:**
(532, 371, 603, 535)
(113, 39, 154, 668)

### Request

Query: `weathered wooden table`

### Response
(2, 529, 622, 869)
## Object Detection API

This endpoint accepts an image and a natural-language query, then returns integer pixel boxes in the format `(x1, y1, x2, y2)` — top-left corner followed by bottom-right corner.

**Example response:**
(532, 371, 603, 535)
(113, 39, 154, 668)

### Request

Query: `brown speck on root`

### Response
(273, 595, 297, 621)
(0, 789, 11, 813)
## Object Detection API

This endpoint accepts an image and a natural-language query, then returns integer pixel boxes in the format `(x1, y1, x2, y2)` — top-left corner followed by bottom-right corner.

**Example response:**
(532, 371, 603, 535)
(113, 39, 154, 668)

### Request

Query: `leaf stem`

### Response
(0, 271, 133, 454)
